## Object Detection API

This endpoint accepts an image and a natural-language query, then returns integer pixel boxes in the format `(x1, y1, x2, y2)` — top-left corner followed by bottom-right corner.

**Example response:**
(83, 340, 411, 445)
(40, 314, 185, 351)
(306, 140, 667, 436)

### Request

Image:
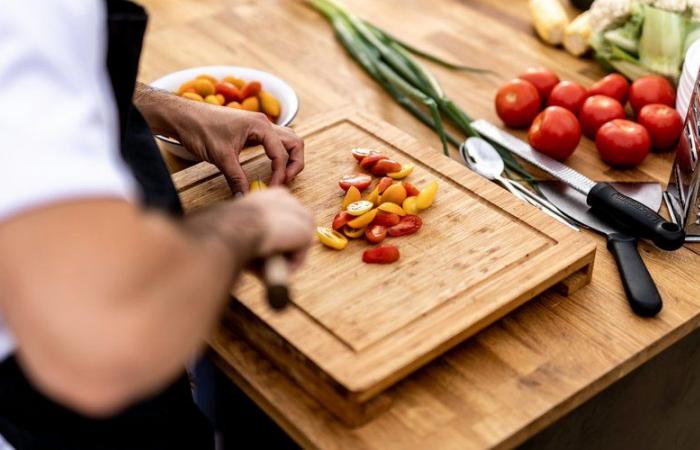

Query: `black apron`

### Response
(0, 1, 213, 448)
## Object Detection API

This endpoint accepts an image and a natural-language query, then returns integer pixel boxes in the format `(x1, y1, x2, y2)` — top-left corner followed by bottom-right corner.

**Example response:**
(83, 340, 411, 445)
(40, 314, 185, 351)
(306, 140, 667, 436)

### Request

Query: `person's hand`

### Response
(171, 100, 304, 194)
(235, 187, 314, 270)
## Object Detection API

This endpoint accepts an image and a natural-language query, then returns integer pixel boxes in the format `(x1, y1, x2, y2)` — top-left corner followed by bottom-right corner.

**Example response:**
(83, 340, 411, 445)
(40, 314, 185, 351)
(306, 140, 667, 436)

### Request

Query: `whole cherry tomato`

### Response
(214, 81, 241, 103)
(528, 106, 581, 161)
(332, 211, 353, 230)
(637, 104, 683, 150)
(338, 174, 372, 192)
(362, 245, 400, 264)
(547, 81, 588, 115)
(494, 79, 541, 128)
(628, 76, 675, 114)
(595, 119, 651, 167)
(359, 154, 388, 170)
(388, 215, 423, 237)
(403, 181, 420, 197)
(377, 177, 393, 194)
(365, 224, 388, 244)
(588, 74, 629, 104)
(371, 159, 402, 176)
(239, 81, 262, 100)
(372, 210, 401, 227)
(518, 67, 560, 104)
(579, 95, 626, 139)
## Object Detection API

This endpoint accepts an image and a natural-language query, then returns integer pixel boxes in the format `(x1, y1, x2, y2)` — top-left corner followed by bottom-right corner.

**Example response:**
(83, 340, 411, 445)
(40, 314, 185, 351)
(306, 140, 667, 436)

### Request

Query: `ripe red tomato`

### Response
(595, 119, 651, 167)
(359, 154, 388, 170)
(588, 74, 629, 104)
(403, 181, 420, 197)
(528, 106, 581, 161)
(518, 67, 560, 104)
(362, 244, 400, 264)
(332, 211, 353, 230)
(215, 81, 241, 103)
(547, 81, 588, 115)
(351, 148, 375, 161)
(372, 210, 401, 227)
(371, 159, 402, 176)
(637, 104, 683, 150)
(494, 79, 541, 128)
(338, 174, 372, 191)
(239, 81, 262, 100)
(365, 225, 388, 244)
(578, 95, 626, 139)
(628, 76, 675, 114)
(388, 215, 423, 237)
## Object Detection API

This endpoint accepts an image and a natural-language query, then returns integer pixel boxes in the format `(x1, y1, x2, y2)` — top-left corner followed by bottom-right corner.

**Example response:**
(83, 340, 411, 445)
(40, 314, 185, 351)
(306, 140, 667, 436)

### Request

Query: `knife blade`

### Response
(540, 181, 663, 317)
(471, 119, 685, 250)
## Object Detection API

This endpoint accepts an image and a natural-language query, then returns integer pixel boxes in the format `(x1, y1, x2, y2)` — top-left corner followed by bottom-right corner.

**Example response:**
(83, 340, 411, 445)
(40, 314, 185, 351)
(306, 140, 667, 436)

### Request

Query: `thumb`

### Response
(220, 156, 249, 195)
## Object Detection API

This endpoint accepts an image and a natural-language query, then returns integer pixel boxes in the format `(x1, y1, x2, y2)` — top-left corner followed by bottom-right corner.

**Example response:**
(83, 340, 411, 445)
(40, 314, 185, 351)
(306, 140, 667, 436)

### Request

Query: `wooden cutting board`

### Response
(174, 109, 596, 426)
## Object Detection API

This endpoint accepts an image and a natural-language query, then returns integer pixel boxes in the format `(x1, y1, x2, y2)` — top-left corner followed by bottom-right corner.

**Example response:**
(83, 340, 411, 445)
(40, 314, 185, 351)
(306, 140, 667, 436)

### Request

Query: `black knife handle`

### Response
(587, 183, 684, 251)
(607, 233, 662, 317)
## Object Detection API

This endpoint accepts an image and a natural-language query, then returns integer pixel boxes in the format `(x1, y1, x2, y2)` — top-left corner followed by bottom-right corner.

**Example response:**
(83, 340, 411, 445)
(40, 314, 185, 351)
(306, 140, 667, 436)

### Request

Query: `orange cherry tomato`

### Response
(240, 81, 262, 99)
(351, 148, 376, 161)
(332, 211, 353, 230)
(371, 159, 402, 176)
(365, 224, 387, 244)
(342, 185, 362, 209)
(372, 210, 400, 227)
(388, 215, 422, 237)
(359, 154, 388, 170)
(403, 181, 420, 197)
(194, 78, 216, 97)
(380, 184, 407, 205)
(339, 174, 372, 192)
(215, 81, 241, 103)
(363, 244, 400, 264)
(377, 177, 393, 194)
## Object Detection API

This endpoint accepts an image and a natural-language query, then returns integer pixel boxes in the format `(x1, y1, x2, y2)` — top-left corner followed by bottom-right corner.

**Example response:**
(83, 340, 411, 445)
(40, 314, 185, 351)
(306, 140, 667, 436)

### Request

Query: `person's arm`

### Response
(134, 82, 305, 194)
(0, 189, 312, 417)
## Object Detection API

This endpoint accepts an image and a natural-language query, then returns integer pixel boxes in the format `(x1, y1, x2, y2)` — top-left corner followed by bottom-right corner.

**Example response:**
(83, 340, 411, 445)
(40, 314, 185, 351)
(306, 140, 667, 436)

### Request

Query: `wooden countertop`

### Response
(138, 0, 700, 448)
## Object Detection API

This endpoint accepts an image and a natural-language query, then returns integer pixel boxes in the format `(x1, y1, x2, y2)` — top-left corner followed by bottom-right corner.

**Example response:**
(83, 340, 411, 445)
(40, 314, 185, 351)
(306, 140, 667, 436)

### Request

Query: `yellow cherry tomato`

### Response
(182, 92, 204, 102)
(346, 200, 373, 216)
(388, 163, 415, 179)
(204, 94, 222, 105)
(215, 93, 226, 104)
(402, 196, 419, 214)
(177, 80, 197, 95)
(347, 208, 377, 228)
(224, 76, 246, 89)
(378, 202, 406, 216)
(196, 74, 218, 84)
(317, 227, 348, 250)
(416, 180, 439, 209)
(366, 186, 380, 206)
(342, 186, 362, 209)
(380, 183, 407, 205)
(226, 101, 242, 109)
(249, 178, 267, 192)
(343, 225, 366, 238)
(194, 79, 215, 97)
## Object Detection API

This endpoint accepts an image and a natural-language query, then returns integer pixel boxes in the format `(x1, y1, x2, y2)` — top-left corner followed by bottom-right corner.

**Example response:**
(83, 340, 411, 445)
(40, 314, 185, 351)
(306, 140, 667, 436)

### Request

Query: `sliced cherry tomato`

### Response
(342, 185, 362, 209)
(595, 119, 651, 167)
(380, 184, 407, 205)
(343, 225, 366, 239)
(637, 104, 683, 150)
(360, 154, 388, 170)
(416, 180, 439, 209)
(403, 181, 420, 197)
(339, 174, 372, 192)
(346, 200, 374, 216)
(347, 208, 377, 228)
(495, 79, 541, 128)
(372, 210, 401, 227)
(388, 215, 423, 237)
(377, 202, 406, 216)
(528, 106, 581, 161)
(388, 163, 415, 179)
(629, 75, 675, 114)
(317, 227, 348, 250)
(362, 244, 400, 264)
(579, 95, 626, 139)
(547, 81, 588, 115)
(377, 177, 393, 194)
(588, 74, 629, 104)
(351, 148, 376, 161)
(366, 186, 380, 205)
(365, 225, 387, 244)
(518, 67, 560, 104)
(402, 196, 419, 214)
(332, 211, 353, 230)
(249, 178, 267, 192)
(371, 159, 402, 176)
(215, 81, 241, 103)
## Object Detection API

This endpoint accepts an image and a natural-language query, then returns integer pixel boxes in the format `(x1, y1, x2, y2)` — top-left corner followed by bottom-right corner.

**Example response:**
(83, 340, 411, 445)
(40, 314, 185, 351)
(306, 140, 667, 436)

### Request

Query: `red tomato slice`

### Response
(338, 174, 372, 192)
(351, 148, 376, 161)
(332, 211, 353, 230)
(362, 244, 400, 264)
(403, 181, 420, 197)
(372, 210, 401, 227)
(365, 225, 387, 244)
(377, 177, 393, 194)
(371, 159, 402, 176)
(388, 215, 423, 237)
(360, 154, 388, 170)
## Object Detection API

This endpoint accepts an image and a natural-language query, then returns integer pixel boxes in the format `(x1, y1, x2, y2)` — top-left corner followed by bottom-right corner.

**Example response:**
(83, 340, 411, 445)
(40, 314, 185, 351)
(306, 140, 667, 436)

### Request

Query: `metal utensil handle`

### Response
(504, 179, 580, 230)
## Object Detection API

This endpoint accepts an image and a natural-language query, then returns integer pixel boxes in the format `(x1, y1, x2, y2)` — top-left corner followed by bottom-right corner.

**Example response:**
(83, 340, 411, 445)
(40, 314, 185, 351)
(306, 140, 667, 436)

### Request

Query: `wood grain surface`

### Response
(138, 0, 700, 448)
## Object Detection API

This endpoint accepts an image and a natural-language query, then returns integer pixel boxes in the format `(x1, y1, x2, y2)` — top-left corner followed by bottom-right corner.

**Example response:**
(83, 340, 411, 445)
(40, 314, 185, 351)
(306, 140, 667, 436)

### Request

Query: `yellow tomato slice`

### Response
(343, 225, 366, 238)
(347, 209, 377, 228)
(378, 202, 406, 216)
(402, 196, 419, 214)
(388, 163, 415, 179)
(416, 180, 439, 209)
(316, 226, 348, 250)
(366, 186, 380, 206)
(346, 200, 374, 216)
(380, 184, 407, 205)
(342, 186, 362, 209)
(249, 178, 267, 192)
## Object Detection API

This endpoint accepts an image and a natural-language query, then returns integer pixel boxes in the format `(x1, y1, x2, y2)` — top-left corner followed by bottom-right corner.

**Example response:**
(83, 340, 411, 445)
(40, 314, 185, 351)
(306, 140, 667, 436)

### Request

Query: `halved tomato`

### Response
(332, 211, 353, 230)
(360, 154, 388, 170)
(403, 181, 420, 197)
(371, 159, 402, 176)
(372, 210, 401, 227)
(365, 225, 387, 244)
(351, 148, 376, 161)
(388, 215, 423, 237)
(339, 174, 372, 192)
(362, 245, 400, 264)
(377, 177, 393, 194)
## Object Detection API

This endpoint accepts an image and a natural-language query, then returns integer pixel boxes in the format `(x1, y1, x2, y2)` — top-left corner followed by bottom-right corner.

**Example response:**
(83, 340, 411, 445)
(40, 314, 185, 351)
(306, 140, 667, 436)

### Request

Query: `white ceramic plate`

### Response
(150, 65, 299, 160)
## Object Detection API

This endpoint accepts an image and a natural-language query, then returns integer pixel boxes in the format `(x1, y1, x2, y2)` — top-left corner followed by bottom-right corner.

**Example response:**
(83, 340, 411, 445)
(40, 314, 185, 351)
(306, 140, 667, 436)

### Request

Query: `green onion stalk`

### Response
(309, 0, 535, 183)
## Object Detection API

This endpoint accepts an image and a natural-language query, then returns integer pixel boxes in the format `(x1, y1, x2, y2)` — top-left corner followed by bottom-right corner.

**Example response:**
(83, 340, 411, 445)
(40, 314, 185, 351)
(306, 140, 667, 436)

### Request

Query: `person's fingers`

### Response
(275, 127, 305, 181)
(253, 117, 288, 185)
(220, 154, 249, 195)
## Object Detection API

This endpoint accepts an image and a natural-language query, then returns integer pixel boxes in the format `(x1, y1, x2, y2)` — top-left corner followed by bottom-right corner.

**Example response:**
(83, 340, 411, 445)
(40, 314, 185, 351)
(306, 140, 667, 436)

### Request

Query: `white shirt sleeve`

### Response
(0, 0, 136, 222)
